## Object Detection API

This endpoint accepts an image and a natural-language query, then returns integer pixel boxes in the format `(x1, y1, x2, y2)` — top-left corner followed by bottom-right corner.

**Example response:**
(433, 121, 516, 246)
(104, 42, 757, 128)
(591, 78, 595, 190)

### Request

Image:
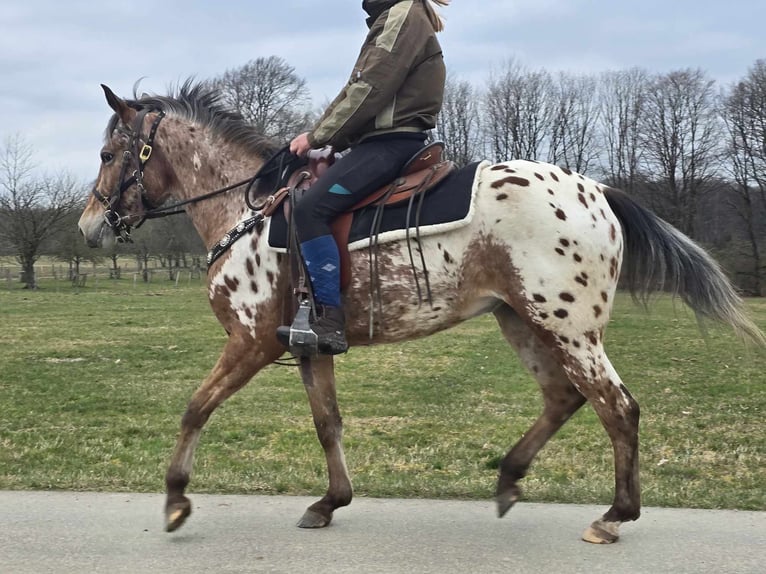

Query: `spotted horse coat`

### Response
(78, 84, 764, 545)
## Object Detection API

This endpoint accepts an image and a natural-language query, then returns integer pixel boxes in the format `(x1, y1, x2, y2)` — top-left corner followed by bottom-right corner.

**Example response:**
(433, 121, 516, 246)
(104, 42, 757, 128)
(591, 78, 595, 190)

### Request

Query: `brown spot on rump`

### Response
(539, 312, 549, 320)
(561, 167, 573, 175)
(609, 257, 619, 278)
(535, 173, 545, 181)
(224, 275, 239, 291)
(496, 193, 509, 200)
(575, 276, 587, 287)
(554, 308, 569, 319)
(444, 250, 454, 264)
(573, 340, 581, 348)
(246, 258, 254, 275)
(559, 238, 570, 247)
(610, 224, 617, 242)
(490, 165, 507, 171)
(255, 254, 261, 266)
(593, 305, 603, 318)
(585, 331, 599, 345)
(251, 281, 259, 293)
(533, 293, 547, 303)
(601, 291, 609, 302)
(555, 247, 565, 256)
(244, 307, 253, 319)
(559, 335, 570, 344)
(577, 183, 585, 193)
(573, 253, 583, 263)
(548, 189, 555, 195)
(491, 176, 531, 189)
(578, 194, 588, 208)
(560, 292, 575, 303)
(590, 193, 597, 202)
(266, 271, 276, 285)
(550, 172, 559, 182)
(555, 208, 567, 221)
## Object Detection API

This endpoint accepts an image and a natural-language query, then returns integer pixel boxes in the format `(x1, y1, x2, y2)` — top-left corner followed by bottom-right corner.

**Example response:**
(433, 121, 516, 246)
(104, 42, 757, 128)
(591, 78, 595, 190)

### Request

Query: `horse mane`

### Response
(106, 79, 282, 161)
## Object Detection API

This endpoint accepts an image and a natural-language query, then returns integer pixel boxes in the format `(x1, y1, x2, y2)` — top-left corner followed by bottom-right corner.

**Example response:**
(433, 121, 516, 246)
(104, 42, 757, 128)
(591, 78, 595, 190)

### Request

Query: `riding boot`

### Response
(311, 304, 348, 355)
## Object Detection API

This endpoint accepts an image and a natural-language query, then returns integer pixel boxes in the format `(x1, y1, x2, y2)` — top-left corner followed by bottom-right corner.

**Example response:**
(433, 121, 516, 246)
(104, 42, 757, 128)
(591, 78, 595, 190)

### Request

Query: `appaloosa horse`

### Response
(78, 82, 764, 544)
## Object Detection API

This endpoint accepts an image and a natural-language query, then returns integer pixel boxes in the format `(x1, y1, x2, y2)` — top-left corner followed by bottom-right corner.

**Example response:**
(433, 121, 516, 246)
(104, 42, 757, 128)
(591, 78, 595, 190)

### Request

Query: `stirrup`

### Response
(276, 299, 318, 357)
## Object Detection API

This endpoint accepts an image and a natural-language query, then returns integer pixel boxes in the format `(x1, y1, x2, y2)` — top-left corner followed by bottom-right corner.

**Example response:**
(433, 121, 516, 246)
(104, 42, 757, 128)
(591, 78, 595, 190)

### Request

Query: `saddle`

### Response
(264, 141, 456, 290)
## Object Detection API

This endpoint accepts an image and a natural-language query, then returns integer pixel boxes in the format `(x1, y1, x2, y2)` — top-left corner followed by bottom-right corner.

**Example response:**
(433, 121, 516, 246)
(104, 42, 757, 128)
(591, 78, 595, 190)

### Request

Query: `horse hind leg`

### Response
(164, 334, 282, 532)
(560, 340, 641, 544)
(492, 304, 587, 517)
(295, 355, 352, 528)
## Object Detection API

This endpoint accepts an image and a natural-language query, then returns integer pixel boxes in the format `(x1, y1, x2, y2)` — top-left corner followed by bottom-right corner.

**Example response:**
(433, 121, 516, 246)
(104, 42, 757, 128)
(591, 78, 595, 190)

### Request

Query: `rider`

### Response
(283, 0, 449, 355)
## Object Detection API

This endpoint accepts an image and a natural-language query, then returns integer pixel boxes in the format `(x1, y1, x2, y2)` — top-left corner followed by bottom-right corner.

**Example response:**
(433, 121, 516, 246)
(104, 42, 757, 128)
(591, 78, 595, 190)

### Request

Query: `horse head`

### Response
(78, 85, 176, 247)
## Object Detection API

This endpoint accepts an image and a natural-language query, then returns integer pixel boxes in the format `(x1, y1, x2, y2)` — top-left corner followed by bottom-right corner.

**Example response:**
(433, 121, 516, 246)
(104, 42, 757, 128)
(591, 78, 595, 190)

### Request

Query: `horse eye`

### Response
(101, 151, 115, 164)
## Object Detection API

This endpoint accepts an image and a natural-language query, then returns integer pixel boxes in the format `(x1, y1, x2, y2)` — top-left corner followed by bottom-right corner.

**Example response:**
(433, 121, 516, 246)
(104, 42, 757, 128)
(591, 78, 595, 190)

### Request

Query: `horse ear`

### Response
(101, 84, 135, 125)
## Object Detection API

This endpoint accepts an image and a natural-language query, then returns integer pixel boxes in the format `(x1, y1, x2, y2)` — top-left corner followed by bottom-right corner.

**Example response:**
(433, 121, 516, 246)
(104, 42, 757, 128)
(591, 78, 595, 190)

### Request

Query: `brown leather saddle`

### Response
(264, 141, 455, 290)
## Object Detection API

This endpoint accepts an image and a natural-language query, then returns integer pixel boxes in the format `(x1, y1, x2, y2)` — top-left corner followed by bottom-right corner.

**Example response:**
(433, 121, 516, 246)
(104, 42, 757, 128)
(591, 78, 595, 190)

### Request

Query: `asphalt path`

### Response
(1, 491, 763, 573)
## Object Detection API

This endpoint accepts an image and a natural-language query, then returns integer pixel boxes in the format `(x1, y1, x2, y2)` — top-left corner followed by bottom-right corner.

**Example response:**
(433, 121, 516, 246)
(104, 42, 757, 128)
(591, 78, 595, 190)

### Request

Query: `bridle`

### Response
(93, 106, 294, 244)
(93, 106, 166, 242)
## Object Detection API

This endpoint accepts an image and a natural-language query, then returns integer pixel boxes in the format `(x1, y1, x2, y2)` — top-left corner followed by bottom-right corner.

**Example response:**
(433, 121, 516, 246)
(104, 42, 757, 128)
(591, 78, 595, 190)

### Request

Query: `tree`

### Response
(145, 215, 206, 279)
(50, 212, 102, 280)
(0, 135, 83, 289)
(638, 69, 722, 236)
(484, 60, 553, 162)
(548, 72, 600, 174)
(598, 68, 649, 193)
(435, 75, 483, 166)
(211, 56, 314, 141)
(719, 60, 766, 294)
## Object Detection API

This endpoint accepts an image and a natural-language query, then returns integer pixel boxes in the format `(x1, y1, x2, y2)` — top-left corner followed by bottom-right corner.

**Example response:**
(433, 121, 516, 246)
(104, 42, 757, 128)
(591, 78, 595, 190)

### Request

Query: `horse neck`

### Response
(161, 118, 265, 249)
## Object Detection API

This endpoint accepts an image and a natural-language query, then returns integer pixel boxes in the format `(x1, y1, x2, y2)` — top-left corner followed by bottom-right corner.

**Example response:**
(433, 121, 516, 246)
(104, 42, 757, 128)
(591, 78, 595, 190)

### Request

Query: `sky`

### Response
(1, 0, 764, 183)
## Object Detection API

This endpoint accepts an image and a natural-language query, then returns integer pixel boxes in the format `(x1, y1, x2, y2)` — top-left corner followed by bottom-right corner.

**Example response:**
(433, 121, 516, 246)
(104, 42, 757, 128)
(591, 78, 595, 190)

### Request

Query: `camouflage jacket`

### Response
(308, 0, 445, 151)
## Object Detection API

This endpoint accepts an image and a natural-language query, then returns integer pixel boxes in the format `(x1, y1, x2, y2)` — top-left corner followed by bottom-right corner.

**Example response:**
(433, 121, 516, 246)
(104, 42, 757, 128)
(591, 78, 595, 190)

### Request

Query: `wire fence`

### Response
(0, 264, 206, 292)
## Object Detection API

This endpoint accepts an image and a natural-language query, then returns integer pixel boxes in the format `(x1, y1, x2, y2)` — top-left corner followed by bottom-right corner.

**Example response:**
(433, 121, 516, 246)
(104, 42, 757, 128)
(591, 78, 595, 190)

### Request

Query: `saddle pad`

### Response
(267, 161, 482, 252)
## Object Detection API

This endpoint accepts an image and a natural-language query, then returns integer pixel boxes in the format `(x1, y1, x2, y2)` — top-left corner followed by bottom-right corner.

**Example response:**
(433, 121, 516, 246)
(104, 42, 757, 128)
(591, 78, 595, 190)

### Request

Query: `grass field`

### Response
(0, 280, 764, 511)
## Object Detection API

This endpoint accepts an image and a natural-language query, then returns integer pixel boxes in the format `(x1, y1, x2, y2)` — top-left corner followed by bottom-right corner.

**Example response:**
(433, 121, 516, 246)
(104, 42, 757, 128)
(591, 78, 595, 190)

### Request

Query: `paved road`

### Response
(0, 491, 763, 573)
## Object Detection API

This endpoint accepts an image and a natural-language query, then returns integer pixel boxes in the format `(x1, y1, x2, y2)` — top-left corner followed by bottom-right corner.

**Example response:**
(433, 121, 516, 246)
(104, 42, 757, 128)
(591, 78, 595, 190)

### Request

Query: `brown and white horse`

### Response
(78, 83, 764, 544)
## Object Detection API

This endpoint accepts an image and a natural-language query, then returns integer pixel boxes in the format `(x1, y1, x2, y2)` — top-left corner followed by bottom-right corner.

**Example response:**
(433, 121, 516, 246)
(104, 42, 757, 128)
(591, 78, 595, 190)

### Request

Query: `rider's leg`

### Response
(290, 134, 426, 354)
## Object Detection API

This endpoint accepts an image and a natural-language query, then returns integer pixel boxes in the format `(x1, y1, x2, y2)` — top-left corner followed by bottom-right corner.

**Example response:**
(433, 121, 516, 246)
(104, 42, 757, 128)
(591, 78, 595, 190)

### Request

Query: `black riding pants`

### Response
(293, 133, 427, 242)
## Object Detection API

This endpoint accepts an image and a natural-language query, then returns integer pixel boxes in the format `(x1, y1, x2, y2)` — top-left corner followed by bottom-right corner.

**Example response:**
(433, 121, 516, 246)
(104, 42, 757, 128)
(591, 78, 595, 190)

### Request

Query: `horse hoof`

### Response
(297, 508, 332, 528)
(495, 485, 521, 518)
(165, 497, 192, 532)
(581, 521, 619, 544)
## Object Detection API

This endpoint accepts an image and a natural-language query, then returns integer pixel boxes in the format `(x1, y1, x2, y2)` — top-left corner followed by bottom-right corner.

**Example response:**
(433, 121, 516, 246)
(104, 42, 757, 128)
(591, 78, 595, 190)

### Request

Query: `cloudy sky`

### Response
(1, 0, 764, 183)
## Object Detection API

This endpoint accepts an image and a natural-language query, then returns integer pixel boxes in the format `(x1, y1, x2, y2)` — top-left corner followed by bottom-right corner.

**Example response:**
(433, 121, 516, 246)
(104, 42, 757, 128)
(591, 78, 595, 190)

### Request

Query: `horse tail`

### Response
(603, 187, 766, 346)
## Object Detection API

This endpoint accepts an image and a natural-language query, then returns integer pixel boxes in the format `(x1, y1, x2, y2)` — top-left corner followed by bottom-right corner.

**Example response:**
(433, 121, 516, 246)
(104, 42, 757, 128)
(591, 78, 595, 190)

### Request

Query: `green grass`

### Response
(0, 281, 764, 510)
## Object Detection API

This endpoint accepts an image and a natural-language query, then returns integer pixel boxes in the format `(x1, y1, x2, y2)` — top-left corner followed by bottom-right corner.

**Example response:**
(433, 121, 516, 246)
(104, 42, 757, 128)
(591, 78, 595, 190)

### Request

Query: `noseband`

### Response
(93, 107, 165, 242)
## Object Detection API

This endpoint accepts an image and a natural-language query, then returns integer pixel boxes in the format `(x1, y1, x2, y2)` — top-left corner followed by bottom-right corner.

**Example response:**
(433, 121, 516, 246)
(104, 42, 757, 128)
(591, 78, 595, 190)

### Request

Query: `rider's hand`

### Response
(290, 132, 312, 157)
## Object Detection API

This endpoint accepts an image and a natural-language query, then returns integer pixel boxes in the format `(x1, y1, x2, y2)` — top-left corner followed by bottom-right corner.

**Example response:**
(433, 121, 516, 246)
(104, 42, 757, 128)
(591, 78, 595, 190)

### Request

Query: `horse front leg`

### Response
(296, 355, 353, 528)
(164, 333, 281, 532)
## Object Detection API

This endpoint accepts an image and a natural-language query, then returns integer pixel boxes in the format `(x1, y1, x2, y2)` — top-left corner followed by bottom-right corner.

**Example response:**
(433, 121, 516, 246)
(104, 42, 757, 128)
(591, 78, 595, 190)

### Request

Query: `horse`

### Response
(78, 82, 765, 544)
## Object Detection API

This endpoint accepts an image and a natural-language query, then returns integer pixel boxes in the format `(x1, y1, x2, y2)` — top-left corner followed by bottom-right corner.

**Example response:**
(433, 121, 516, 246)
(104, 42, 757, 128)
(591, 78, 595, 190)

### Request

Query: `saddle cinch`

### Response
(269, 142, 456, 356)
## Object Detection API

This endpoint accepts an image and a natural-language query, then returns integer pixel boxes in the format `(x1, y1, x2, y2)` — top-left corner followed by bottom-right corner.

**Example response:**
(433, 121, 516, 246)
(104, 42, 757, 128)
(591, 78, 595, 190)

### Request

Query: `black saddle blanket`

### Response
(267, 161, 480, 251)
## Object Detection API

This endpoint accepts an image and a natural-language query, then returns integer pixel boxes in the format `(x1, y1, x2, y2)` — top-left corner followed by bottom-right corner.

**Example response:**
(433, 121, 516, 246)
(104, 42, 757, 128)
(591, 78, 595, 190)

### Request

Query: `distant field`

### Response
(0, 282, 764, 511)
